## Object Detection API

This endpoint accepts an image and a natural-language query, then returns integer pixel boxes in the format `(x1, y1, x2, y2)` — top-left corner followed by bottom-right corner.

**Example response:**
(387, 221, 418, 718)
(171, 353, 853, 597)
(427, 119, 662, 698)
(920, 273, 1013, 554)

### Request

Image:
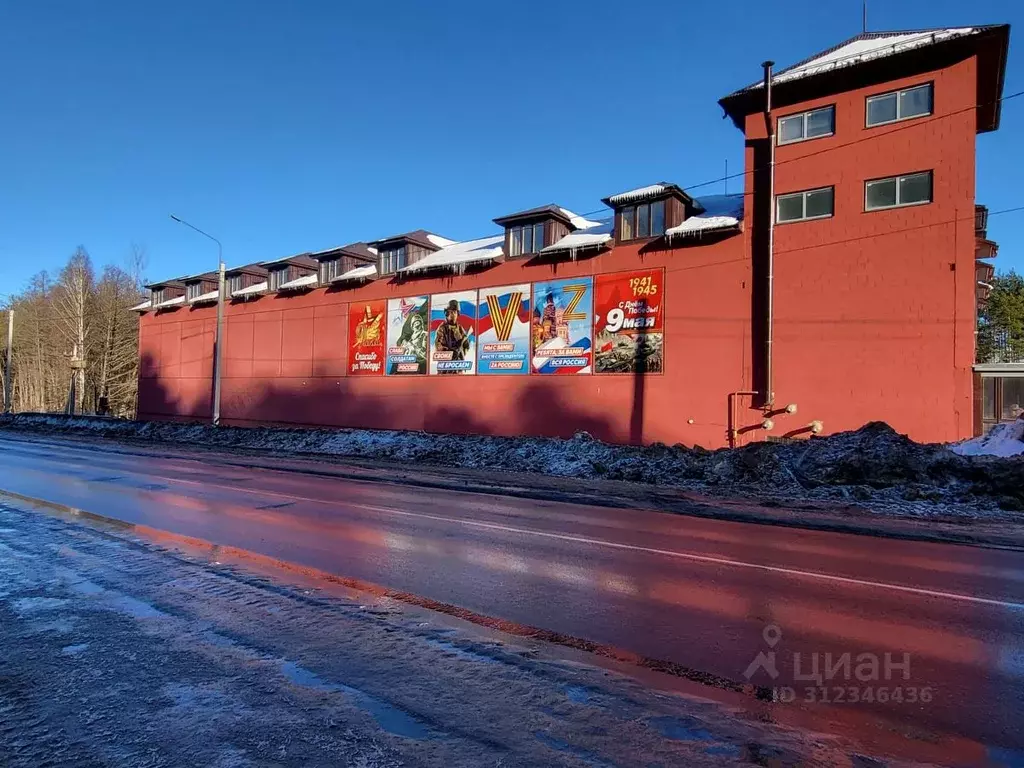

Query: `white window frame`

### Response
(379, 246, 406, 275)
(319, 258, 344, 284)
(777, 105, 835, 145)
(151, 288, 165, 305)
(865, 83, 933, 127)
(775, 186, 834, 223)
(268, 268, 288, 291)
(226, 274, 243, 295)
(186, 282, 205, 301)
(864, 171, 933, 212)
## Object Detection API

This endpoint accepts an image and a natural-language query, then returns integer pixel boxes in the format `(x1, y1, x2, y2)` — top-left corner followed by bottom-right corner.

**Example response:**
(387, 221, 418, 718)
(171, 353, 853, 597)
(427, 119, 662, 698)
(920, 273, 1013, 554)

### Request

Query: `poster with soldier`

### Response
(386, 296, 428, 375)
(593, 268, 664, 374)
(429, 290, 477, 375)
(347, 299, 386, 376)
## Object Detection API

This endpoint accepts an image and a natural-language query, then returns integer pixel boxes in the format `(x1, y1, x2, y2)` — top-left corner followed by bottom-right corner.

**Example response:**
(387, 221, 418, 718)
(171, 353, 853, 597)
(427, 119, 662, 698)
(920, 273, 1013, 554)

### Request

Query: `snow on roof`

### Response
(604, 184, 671, 206)
(558, 208, 602, 230)
(330, 264, 377, 284)
(666, 194, 744, 239)
(399, 235, 504, 275)
(426, 233, 457, 249)
(189, 290, 219, 304)
(541, 219, 613, 257)
(130, 300, 152, 312)
(232, 281, 268, 298)
(277, 274, 318, 291)
(951, 418, 1024, 457)
(742, 28, 980, 91)
(154, 295, 185, 309)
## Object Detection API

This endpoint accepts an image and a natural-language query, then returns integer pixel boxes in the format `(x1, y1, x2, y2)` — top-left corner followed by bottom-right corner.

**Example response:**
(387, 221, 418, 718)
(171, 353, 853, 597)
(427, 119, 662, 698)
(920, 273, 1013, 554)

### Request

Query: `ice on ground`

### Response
(952, 418, 1024, 457)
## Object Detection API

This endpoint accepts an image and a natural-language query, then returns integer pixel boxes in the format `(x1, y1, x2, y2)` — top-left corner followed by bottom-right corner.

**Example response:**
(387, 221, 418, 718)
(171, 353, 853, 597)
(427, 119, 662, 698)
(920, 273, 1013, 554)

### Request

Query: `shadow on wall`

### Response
(138, 357, 625, 443)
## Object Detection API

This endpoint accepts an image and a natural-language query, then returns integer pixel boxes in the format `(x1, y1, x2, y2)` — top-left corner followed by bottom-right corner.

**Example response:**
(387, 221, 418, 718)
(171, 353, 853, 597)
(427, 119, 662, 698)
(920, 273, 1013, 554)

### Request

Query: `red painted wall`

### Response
(139, 55, 982, 448)
(743, 57, 978, 444)
(139, 236, 757, 448)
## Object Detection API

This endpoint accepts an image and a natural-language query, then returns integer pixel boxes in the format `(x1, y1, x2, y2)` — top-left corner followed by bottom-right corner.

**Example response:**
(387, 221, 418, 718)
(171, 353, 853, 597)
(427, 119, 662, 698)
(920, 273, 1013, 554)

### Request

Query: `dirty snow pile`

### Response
(951, 418, 1024, 458)
(2, 414, 1023, 517)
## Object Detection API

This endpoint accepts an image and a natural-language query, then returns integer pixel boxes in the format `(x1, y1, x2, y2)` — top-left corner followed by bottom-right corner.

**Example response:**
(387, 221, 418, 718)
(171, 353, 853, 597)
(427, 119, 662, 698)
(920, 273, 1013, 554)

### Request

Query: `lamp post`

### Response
(170, 215, 225, 426)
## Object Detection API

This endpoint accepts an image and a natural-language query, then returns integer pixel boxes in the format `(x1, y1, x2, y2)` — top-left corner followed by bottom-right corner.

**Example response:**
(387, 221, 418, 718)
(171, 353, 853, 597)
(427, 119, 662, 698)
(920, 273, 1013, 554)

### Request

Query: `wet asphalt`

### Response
(0, 433, 1022, 766)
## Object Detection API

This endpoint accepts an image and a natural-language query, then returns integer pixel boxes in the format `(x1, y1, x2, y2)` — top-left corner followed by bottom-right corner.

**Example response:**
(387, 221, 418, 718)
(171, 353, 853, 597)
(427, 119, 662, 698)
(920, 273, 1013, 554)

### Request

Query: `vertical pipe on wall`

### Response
(762, 60, 776, 407)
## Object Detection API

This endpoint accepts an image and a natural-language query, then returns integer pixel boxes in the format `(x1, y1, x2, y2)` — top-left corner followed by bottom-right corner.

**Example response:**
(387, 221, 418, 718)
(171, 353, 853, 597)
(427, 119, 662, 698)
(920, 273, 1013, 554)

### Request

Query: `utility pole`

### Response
(170, 215, 225, 426)
(3, 308, 12, 414)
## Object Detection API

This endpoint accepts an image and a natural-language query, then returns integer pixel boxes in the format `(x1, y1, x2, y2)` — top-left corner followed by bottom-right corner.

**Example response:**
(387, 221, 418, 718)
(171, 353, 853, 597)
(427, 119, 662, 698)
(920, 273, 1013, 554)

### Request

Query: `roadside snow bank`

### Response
(951, 418, 1024, 458)
(2, 415, 1022, 516)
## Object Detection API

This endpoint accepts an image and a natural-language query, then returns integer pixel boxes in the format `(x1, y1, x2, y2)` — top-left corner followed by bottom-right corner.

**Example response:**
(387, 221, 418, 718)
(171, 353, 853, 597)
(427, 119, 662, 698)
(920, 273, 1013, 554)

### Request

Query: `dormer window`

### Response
(380, 245, 407, 274)
(151, 288, 165, 305)
(602, 182, 698, 244)
(619, 200, 666, 241)
(509, 222, 545, 257)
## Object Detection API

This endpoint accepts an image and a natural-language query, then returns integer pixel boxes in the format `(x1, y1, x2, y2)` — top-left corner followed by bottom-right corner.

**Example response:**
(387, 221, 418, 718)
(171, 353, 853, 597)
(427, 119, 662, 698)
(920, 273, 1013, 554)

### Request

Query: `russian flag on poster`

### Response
(477, 284, 531, 375)
(530, 276, 594, 375)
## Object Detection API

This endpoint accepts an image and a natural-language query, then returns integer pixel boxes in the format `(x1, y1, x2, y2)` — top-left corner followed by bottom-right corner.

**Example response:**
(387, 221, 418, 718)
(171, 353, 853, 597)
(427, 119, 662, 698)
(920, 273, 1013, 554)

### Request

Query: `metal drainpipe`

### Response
(762, 60, 776, 408)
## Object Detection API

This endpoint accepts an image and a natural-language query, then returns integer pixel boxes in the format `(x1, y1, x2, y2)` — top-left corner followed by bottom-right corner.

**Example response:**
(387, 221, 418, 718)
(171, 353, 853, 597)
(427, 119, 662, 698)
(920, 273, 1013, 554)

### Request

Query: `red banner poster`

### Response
(593, 269, 664, 374)
(347, 299, 386, 376)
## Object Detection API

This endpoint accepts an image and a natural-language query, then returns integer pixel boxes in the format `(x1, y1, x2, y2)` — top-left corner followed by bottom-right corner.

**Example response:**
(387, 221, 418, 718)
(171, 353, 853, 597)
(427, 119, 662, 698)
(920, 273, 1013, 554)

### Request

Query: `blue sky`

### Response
(0, 0, 1020, 294)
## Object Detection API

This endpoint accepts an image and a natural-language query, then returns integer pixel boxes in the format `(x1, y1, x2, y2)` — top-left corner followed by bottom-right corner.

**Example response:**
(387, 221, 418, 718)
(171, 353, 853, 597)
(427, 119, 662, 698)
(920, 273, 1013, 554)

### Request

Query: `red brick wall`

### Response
(743, 56, 978, 443)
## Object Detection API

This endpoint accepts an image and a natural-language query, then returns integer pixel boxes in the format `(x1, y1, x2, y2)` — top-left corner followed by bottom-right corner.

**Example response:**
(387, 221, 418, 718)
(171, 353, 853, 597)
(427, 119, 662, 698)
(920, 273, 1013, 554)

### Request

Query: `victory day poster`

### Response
(594, 268, 664, 374)
(531, 277, 593, 375)
(477, 283, 531, 375)
(347, 299, 386, 376)
(429, 290, 477, 375)
(386, 295, 428, 375)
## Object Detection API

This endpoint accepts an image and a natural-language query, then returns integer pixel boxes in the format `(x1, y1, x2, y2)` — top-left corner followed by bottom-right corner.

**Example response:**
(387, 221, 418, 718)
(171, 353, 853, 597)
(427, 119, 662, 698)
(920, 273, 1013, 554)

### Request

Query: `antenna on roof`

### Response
(862, 0, 867, 33)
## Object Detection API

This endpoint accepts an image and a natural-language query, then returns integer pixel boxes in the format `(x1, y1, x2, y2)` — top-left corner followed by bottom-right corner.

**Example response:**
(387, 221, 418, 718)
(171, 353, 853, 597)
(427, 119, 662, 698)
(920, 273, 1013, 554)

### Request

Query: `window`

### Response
(776, 187, 834, 223)
(778, 106, 835, 144)
(151, 288, 165, 305)
(379, 245, 406, 274)
(268, 268, 287, 291)
(508, 222, 545, 257)
(1003, 378, 1024, 421)
(227, 274, 243, 295)
(866, 83, 932, 127)
(619, 200, 666, 240)
(865, 171, 932, 211)
(983, 377, 996, 420)
(319, 258, 345, 284)
(186, 282, 204, 301)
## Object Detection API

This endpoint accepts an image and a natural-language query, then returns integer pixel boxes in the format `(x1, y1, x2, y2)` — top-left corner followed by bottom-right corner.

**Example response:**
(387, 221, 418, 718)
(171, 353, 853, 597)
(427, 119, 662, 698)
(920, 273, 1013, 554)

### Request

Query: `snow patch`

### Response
(952, 419, 1024, 457)
(399, 235, 504, 275)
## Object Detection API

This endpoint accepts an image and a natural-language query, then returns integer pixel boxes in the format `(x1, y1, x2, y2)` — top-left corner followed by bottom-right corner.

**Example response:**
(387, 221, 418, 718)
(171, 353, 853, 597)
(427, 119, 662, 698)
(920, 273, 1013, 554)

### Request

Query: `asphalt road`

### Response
(1, 432, 1022, 766)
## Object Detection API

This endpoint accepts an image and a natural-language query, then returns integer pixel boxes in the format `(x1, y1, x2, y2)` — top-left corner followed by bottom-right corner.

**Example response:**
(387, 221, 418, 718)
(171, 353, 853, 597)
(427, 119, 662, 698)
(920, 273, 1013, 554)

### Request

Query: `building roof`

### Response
(277, 274, 318, 291)
(665, 194, 744, 239)
(492, 205, 599, 230)
(130, 299, 152, 312)
(154, 295, 186, 309)
(601, 182, 699, 209)
(719, 25, 1010, 132)
(232, 281, 268, 299)
(311, 241, 378, 262)
(541, 220, 613, 256)
(330, 264, 378, 284)
(181, 270, 218, 284)
(370, 229, 455, 251)
(189, 290, 220, 305)
(261, 252, 317, 269)
(144, 278, 186, 290)
(399, 235, 504, 275)
(225, 263, 268, 277)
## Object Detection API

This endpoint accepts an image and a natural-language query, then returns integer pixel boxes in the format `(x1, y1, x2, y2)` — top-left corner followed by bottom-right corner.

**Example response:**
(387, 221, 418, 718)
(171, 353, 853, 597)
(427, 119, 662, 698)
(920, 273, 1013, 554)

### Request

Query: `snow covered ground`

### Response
(0, 498, 866, 766)
(951, 418, 1024, 458)
(1, 414, 1022, 521)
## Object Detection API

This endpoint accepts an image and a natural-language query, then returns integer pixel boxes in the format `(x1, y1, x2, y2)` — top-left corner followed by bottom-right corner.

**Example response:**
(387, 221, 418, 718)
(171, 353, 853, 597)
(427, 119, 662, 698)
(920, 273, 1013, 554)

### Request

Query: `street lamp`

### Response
(170, 214, 225, 427)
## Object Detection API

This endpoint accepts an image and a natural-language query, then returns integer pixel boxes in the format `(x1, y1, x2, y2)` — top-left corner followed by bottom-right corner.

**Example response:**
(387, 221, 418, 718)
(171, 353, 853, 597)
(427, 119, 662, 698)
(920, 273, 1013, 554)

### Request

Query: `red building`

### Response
(136, 25, 1010, 448)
